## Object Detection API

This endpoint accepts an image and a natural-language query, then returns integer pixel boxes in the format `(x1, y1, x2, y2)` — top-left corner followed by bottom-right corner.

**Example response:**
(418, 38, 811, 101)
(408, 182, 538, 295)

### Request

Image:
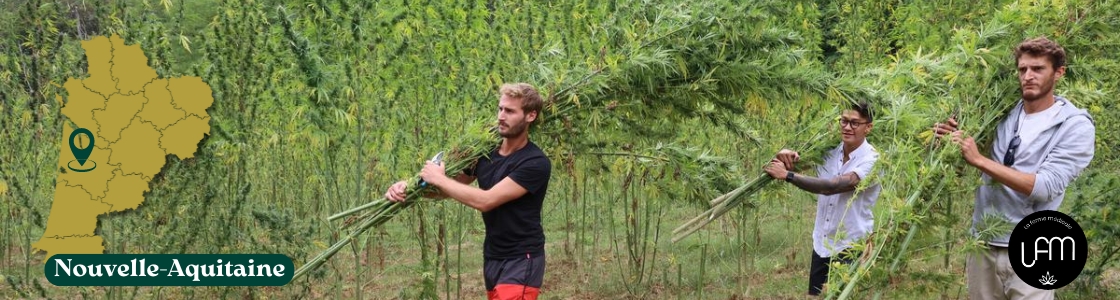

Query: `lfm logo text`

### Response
(1008, 210, 1088, 290)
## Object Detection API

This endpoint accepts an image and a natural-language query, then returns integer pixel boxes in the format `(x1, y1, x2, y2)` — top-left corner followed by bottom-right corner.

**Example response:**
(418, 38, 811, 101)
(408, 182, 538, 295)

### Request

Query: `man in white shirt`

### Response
(764, 101, 882, 296)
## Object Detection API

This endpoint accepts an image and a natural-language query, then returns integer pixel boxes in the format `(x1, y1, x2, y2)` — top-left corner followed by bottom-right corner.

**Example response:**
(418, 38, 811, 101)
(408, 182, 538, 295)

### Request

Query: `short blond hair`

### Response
(499, 83, 543, 124)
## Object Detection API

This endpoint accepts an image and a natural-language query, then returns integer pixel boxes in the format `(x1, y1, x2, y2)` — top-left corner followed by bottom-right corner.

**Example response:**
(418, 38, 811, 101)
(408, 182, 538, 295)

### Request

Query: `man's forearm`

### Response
(423, 174, 474, 199)
(788, 173, 859, 196)
(432, 177, 491, 211)
(970, 156, 1036, 195)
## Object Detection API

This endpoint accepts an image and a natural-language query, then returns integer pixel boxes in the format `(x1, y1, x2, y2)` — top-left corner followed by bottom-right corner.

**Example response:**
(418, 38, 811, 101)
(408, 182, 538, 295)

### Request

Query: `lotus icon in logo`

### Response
(1040, 272, 1057, 286)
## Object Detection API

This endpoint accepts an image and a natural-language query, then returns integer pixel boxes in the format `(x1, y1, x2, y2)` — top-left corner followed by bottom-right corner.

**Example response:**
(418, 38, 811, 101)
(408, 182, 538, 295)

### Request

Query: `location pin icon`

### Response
(70, 128, 95, 165)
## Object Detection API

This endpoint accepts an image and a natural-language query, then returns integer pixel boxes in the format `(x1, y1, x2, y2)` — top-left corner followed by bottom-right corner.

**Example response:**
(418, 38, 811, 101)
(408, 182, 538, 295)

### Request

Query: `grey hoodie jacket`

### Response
(972, 96, 1096, 246)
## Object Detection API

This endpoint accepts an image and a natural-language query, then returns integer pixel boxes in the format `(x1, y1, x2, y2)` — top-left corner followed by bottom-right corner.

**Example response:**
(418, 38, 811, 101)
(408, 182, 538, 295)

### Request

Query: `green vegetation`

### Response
(2, 0, 1118, 299)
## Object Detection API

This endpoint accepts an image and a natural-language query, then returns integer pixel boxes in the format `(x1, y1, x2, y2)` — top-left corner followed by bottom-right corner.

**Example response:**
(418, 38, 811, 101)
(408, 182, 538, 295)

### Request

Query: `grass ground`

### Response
(6, 169, 1114, 299)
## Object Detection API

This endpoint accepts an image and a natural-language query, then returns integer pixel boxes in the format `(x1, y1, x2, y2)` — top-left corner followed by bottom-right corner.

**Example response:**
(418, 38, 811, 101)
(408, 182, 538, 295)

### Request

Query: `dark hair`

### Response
(850, 101, 873, 123)
(1014, 37, 1066, 69)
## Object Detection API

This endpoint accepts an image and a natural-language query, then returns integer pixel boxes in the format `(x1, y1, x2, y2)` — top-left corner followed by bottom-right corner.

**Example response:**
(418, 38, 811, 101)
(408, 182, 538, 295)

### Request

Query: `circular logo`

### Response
(1007, 210, 1087, 290)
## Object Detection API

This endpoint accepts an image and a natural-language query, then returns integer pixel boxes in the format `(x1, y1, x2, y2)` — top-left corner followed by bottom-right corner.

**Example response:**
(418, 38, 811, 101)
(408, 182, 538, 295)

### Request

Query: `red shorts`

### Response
(484, 253, 545, 300)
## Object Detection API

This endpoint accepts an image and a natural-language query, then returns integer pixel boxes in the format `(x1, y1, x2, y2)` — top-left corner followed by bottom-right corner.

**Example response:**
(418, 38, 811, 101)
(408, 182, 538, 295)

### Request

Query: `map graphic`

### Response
(31, 34, 213, 259)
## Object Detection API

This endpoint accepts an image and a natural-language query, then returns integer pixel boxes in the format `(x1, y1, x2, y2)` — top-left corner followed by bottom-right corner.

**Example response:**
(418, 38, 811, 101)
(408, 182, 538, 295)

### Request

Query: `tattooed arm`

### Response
(764, 159, 863, 195)
(788, 172, 861, 196)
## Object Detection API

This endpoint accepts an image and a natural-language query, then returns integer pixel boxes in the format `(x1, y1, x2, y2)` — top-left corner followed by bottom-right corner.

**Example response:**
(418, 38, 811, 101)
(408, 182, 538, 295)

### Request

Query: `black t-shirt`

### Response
(464, 141, 551, 260)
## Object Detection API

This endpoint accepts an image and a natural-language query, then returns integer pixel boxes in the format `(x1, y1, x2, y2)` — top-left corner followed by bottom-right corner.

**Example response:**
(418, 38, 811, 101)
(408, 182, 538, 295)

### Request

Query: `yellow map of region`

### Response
(31, 34, 213, 259)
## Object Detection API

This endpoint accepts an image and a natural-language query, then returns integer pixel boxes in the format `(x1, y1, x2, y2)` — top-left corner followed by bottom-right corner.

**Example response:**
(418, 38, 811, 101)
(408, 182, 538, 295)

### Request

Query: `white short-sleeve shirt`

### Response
(812, 139, 881, 258)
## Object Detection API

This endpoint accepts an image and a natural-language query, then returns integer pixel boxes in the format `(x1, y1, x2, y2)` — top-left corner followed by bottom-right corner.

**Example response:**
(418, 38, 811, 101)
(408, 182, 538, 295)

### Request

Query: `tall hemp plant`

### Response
(822, 1, 1120, 297)
(292, 0, 849, 281)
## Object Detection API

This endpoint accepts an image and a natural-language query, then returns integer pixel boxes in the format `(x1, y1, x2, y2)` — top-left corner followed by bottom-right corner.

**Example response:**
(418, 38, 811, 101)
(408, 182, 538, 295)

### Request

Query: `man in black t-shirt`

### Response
(385, 83, 552, 300)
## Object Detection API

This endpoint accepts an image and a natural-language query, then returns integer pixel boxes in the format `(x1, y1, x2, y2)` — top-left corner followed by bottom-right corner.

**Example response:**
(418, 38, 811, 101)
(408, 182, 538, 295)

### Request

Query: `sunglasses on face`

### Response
(1003, 135, 1021, 166)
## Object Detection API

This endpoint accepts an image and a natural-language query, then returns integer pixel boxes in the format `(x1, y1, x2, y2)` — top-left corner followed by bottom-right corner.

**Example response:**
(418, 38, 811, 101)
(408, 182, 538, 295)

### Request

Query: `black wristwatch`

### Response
(786, 171, 795, 181)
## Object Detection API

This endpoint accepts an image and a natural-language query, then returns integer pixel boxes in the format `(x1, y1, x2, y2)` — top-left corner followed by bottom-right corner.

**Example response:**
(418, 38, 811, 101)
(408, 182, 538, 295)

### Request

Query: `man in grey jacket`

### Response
(934, 37, 1095, 299)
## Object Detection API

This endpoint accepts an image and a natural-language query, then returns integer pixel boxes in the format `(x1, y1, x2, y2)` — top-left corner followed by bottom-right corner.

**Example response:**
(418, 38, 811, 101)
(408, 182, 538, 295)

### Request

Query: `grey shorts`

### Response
(483, 253, 545, 291)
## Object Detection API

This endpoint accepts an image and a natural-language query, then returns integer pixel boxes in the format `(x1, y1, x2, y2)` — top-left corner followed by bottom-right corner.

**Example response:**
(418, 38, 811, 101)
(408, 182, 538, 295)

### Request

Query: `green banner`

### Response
(44, 254, 294, 286)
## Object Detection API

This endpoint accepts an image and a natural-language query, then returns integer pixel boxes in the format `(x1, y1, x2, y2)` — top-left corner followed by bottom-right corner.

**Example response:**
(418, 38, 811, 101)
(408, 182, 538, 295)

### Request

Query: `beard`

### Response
(1021, 80, 1055, 102)
(498, 121, 529, 138)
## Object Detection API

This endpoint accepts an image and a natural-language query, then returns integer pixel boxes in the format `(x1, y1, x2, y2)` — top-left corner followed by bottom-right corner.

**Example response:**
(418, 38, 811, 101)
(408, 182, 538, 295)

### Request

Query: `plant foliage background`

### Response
(1, 0, 1117, 299)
